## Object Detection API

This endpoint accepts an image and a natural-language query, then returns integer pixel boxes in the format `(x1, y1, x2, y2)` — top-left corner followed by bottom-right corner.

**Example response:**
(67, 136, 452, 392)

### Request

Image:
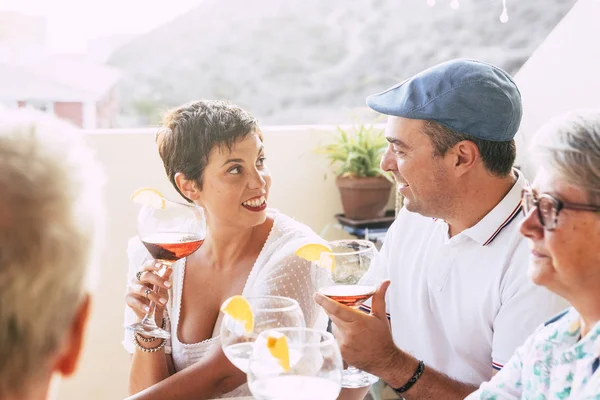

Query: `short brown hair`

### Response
(157, 100, 260, 201)
(422, 121, 516, 177)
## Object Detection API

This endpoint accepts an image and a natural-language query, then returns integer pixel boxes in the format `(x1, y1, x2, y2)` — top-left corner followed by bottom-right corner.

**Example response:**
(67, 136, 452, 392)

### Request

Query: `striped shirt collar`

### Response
(461, 168, 527, 246)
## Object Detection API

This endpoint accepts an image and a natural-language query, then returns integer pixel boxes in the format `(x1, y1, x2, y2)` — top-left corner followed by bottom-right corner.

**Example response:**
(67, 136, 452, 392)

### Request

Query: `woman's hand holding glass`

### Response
(126, 191, 207, 339)
(125, 260, 173, 322)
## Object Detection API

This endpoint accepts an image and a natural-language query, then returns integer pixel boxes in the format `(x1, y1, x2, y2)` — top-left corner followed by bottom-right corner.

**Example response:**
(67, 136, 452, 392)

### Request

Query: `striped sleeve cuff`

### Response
(492, 361, 504, 371)
(358, 304, 391, 320)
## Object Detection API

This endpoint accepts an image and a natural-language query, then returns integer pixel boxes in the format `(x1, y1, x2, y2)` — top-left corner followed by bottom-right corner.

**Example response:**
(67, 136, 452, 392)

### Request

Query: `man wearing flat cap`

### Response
(315, 59, 565, 399)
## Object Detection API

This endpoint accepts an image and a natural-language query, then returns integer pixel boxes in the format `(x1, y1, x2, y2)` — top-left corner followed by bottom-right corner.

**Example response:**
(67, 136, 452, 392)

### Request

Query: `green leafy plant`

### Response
(316, 121, 393, 182)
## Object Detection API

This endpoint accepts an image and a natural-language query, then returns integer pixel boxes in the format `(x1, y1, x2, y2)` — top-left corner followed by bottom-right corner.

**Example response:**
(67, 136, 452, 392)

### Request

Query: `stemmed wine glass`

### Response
(312, 239, 381, 388)
(220, 296, 305, 373)
(127, 198, 206, 339)
(247, 327, 343, 400)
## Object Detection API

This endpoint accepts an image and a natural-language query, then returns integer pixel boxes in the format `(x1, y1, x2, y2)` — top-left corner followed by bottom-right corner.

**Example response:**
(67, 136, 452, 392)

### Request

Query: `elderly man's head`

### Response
(0, 109, 104, 399)
(520, 110, 600, 301)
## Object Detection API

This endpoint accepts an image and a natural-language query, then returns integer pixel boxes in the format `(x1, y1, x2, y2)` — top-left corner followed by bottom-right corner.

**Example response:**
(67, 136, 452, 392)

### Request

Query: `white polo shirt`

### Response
(363, 170, 567, 385)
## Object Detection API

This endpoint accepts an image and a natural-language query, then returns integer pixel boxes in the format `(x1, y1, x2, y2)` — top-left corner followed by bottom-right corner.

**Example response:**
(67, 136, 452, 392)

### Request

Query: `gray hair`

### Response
(0, 109, 105, 396)
(531, 109, 600, 203)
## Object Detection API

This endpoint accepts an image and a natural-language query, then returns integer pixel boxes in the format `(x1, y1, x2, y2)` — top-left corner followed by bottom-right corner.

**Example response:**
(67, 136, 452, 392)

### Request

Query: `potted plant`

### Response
(317, 121, 394, 220)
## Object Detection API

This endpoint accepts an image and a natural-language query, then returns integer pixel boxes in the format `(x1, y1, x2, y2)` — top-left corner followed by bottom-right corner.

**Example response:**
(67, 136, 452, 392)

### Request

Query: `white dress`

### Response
(123, 210, 327, 398)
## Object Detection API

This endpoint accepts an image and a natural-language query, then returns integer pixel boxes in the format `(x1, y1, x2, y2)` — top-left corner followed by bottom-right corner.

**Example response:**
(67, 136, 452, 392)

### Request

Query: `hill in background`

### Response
(109, 0, 576, 126)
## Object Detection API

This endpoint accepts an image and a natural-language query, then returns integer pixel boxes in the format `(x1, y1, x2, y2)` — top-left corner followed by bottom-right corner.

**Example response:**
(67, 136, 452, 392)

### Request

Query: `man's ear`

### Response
(174, 172, 201, 202)
(54, 294, 92, 377)
(451, 140, 479, 177)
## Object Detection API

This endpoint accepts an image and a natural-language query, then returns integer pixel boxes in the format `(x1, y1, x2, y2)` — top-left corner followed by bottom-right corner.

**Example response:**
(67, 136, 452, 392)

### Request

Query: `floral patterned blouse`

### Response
(466, 308, 600, 400)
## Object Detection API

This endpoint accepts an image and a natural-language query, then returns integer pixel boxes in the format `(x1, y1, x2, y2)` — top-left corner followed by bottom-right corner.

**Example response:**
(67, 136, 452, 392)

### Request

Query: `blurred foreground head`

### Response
(0, 109, 105, 400)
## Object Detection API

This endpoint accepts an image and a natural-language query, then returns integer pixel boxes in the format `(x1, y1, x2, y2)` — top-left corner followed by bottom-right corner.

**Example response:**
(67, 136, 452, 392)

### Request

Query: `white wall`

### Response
(57, 126, 393, 399)
(82, 101, 97, 129)
(514, 0, 600, 178)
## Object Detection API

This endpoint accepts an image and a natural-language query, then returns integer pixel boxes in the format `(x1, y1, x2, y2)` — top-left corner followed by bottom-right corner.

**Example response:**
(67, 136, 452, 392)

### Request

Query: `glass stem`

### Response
(345, 308, 365, 375)
(141, 260, 172, 327)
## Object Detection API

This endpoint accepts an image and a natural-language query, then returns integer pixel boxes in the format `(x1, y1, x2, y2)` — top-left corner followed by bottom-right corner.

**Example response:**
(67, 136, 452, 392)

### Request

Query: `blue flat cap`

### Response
(366, 59, 522, 141)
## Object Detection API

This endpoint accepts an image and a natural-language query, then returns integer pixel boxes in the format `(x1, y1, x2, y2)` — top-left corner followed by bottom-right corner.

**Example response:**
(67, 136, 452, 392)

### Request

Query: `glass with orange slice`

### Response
(296, 239, 382, 388)
(247, 327, 343, 400)
(126, 187, 206, 339)
(219, 295, 305, 373)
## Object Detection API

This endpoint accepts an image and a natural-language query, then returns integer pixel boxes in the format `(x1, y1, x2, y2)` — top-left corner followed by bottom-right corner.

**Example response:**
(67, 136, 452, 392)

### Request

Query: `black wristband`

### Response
(392, 360, 425, 394)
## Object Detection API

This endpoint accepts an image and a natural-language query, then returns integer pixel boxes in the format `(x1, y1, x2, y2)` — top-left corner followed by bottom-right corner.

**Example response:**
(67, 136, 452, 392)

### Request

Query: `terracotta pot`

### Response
(336, 176, 393, 220)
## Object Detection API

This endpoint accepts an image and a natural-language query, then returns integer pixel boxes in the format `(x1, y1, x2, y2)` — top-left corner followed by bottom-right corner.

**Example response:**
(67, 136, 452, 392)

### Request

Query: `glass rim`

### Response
(326, 239, 376, 257)
(257, 327, 336, 348)
(162, 198, 203, 210)
(245, 295, 301, 312)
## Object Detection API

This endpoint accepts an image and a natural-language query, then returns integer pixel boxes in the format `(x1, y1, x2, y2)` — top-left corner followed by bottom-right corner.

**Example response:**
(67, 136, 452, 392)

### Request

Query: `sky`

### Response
(0, 0, 203, 53)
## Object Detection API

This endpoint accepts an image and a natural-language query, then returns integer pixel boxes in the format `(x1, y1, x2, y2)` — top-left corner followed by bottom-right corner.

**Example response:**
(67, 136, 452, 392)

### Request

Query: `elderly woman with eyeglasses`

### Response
(466, 110, 600, 400)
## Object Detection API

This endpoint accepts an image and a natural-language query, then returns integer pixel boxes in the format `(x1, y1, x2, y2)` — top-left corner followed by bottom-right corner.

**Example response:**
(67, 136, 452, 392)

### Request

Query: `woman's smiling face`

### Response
(197, 132, 272, 228)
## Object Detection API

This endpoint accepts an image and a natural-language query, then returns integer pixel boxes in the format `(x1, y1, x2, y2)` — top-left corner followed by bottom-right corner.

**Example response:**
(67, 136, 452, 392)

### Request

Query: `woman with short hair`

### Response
(123, 100, 325, 399)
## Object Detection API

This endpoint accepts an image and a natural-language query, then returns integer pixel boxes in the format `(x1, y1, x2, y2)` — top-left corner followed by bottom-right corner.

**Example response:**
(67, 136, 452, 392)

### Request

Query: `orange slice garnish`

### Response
(130, 187, 166, 209)
(266, 332, 290, 371)
(220, 295, 254, 333)
(295, 243, 335, 271)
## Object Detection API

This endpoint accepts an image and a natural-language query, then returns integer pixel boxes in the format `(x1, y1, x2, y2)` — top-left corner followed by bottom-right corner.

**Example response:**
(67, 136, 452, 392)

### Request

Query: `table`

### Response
(335, 210, 396, 245)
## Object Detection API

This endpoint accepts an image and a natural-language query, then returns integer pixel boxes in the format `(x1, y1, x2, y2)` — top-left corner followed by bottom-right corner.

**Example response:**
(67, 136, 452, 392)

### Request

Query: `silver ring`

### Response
(145, 288, 151, 299)
(136, 270, 143, 281)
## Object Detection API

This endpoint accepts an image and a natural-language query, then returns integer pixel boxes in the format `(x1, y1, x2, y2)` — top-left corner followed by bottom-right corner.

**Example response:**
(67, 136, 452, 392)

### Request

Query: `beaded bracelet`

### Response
(136, 333, 158, 343)
(133, 334, 166, 353)
(392, 360, 425, 394)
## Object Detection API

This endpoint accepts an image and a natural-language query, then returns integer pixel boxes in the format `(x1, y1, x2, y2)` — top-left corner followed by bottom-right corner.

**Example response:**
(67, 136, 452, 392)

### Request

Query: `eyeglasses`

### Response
(521, 188, 600, 231)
